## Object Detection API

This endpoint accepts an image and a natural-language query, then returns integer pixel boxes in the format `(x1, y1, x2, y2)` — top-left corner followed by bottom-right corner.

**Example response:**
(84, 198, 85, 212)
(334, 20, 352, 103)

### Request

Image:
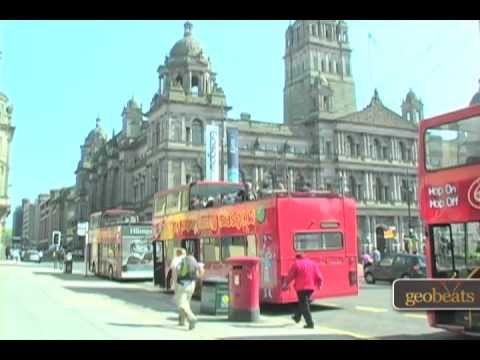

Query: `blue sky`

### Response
(1, 20, 479, 227)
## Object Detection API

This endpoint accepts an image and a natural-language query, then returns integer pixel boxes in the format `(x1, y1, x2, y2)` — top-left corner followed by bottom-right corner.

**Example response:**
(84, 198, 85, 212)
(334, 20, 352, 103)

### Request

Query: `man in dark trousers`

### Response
(282, 253, 323, 329)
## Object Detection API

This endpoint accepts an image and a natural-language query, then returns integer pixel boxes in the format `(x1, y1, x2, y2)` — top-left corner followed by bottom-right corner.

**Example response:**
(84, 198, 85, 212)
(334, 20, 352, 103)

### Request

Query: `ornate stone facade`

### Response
(74, 21, 423, 256)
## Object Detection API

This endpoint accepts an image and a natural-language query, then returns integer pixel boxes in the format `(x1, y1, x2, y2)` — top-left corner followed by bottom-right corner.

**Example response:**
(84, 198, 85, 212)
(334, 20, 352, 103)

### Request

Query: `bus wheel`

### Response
(365, 272, 375, 284)
(109, 266, 114, 281)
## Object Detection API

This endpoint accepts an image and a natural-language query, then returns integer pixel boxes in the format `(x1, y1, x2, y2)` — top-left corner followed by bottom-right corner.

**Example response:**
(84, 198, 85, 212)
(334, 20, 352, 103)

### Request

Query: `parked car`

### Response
(364, 254, 426, 284)
(22, 250, 42, 263)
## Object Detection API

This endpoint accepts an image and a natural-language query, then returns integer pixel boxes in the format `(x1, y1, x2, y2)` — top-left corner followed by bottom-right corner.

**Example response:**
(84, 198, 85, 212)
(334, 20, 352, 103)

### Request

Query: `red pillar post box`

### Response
(227, 256, 261, 322)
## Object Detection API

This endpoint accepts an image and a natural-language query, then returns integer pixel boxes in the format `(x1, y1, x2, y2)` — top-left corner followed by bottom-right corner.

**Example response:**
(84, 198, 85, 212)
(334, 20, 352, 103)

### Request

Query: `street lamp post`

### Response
(406, 167, 412, 231)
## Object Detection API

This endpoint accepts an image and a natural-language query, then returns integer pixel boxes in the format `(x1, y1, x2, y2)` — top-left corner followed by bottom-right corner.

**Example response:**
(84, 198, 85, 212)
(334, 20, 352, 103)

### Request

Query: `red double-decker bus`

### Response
(151, 181, 358, 304)
(418, 105, 480, 334)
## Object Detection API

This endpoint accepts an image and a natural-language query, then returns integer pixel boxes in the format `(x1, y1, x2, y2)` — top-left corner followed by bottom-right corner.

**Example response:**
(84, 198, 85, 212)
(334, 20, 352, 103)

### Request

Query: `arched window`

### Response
(192, 119, 204, 146)
(191, 75, 200, 96)
(175, 74, 183, 87)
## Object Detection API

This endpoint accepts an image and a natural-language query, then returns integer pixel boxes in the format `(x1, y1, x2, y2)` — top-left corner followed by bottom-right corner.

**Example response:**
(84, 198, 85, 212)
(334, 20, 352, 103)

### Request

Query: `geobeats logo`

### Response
(467, 177, 480, 210)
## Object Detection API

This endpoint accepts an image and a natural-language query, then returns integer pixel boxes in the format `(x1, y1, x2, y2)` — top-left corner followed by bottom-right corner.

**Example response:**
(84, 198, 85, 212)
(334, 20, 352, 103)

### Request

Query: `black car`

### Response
(364, 254, 426, 284)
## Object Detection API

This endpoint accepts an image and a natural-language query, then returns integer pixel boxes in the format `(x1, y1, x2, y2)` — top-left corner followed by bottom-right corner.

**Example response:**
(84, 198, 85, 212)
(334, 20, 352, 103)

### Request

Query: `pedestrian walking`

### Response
(282, 254, 323, 329)
(174, 249, 203, 330)
(373, 248, 381, 264)
(362, 253, 373, 272)
(169, 248, 186, 291)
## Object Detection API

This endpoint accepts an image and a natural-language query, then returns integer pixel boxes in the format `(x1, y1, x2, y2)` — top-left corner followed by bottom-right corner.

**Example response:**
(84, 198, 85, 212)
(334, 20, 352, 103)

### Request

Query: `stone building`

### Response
(74, 21, 422, 255)
(0, 91, 14, 259)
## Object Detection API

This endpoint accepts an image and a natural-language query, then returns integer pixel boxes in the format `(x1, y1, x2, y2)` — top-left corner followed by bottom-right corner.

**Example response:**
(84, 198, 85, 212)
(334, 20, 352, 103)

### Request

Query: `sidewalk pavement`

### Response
(1, 261, 368, 340)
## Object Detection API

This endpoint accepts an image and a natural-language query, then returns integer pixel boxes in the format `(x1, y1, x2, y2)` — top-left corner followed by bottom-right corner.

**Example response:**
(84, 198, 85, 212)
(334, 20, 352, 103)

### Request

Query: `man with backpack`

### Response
(175, 249, 203, 330)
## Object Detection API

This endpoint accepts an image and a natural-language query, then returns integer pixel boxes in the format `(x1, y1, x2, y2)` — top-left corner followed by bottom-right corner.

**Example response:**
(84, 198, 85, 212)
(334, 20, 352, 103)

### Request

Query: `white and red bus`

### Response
(418, 104, 480, 334)
(152, 181, 358, 304)
(88, 209, 153, 280)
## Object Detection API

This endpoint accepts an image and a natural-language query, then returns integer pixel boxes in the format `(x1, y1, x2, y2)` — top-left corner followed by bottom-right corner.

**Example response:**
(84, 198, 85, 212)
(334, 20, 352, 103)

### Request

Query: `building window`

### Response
(313, 56, 318, 70)
(382, 146, 388, 160)
(185, 127, 191, 144)
(347, 136, 355, 157)
(355, 143, 361, 157)
(349, 176, 357, 198)
(374, 139, 382, 160)
(321, 59, 326, 73)
(375, 178, 383, 202)
(191, 76, 200, 96)
(399, 141, 406, 162)
(192, 120, 203, 146)
(325, 141, 332, 159)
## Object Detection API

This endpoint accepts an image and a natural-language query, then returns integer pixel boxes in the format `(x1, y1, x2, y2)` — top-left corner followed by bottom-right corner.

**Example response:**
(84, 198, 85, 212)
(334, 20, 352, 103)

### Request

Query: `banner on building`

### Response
(205, 124, 220, 181)
(226, 127, 239, 183)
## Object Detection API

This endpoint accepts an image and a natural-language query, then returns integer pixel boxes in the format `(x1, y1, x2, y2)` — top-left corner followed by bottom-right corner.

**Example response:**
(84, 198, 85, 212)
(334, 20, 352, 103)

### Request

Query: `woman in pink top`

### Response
(282, 254, 323, 329)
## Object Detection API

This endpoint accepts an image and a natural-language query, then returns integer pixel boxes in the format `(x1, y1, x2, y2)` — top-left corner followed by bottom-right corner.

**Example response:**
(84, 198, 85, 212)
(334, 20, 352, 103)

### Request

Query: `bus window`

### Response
(180, 190, 189, 212)
(222, 236, 247, 259)
(155, 195, 166, 216)
(202, 238, 221, 262)
(294, 232, 343, 251)
(247, 235, 257, 256)
(166, 192, 180, 214)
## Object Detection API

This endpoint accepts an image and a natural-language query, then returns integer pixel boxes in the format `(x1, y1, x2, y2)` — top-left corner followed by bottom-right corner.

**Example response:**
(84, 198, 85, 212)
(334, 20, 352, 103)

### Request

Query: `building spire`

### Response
(96, 117, 100, 128)
(184, 21, 193, 37)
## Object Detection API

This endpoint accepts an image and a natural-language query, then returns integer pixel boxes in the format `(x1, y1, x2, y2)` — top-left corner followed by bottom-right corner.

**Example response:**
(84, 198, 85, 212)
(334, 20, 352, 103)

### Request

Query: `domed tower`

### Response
(122, 97, 143, 139)
(402, 89, 424, 123)
(150, 21, 229, 113)
(470, 79, 480, 106)
(283, 20, 357, 124)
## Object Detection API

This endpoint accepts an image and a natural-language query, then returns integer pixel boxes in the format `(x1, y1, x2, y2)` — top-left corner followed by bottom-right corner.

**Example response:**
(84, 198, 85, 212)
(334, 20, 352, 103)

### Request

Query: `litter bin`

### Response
(200, 277, 229, 315)
(227, 256, 261, 322)
(64, 252, 73, 274)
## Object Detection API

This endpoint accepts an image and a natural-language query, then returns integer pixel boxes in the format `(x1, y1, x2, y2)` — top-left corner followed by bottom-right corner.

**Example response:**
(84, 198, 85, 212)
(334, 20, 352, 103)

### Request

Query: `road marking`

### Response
(355, 306, 388, 313)
(319, 325, 376, 340)
(403, 313, 427, 320)
(319, 302, 340, 307)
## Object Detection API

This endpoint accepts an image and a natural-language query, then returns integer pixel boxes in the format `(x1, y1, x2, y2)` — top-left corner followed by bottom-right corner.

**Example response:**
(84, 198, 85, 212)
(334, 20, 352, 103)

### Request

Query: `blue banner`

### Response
(205, 124, 220, 181)
(226, 127, 239, 183)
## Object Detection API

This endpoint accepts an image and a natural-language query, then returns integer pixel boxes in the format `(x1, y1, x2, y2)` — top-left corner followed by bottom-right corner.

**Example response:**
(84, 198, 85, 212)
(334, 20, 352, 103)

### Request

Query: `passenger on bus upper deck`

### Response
(205, 197, 215, 208)
(191, 196, 201, 209)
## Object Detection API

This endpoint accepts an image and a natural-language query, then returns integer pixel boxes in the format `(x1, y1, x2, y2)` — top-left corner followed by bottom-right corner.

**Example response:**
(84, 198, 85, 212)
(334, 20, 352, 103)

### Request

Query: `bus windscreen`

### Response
(425, 115, 480, 171)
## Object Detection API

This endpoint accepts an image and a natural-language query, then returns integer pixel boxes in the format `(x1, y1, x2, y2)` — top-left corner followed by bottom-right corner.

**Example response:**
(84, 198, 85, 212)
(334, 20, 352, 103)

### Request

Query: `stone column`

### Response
(181, 160, 186, 185)
(364, 171, 370, 201)
(371, 216, 377, 249)
(365, 215, 372, 253)
(336, 132, 341, 155)
(363, 133, 368, 158)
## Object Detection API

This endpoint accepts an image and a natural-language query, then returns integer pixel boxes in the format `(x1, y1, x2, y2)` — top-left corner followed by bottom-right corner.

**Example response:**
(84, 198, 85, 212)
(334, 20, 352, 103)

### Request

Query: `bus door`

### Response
(182, 239, 200, 259)
(153, 241, 165, 287)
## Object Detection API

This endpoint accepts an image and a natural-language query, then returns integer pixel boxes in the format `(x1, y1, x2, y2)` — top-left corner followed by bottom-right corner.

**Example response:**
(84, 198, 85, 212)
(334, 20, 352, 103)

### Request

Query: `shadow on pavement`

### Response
(261, 303, 341, 316)
(63, 285, 178, 313)
(33, 271, 100, 282)
(219, 334, 359, 340)
(378, 332, 475, 340)
(108, 322, 186, 331)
